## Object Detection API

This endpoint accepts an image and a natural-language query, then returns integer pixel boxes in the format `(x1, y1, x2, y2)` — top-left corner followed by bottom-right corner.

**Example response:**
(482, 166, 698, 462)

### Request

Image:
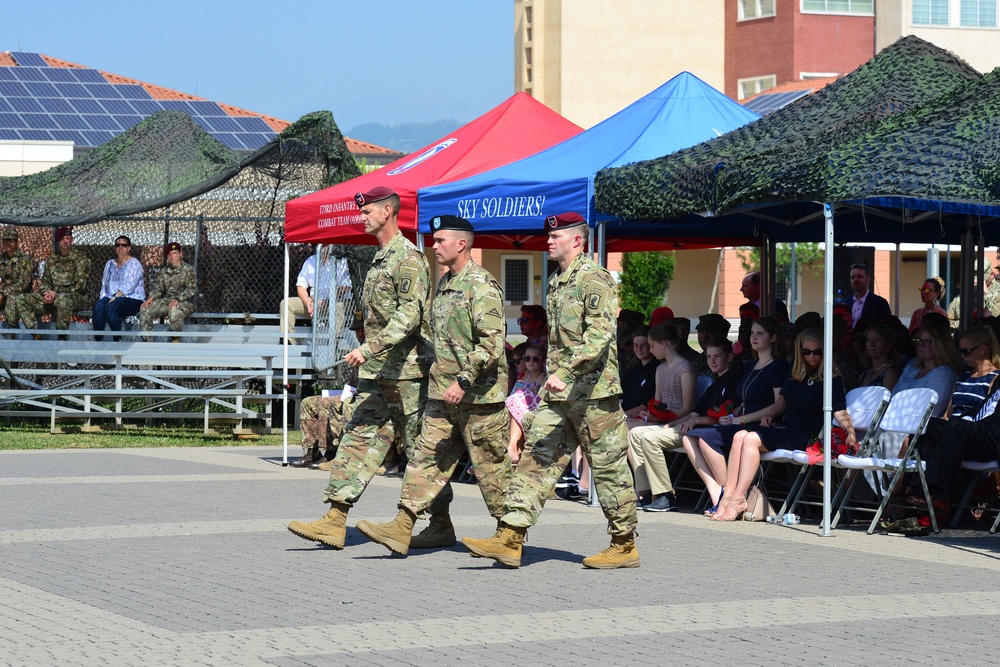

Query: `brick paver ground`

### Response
(3, 446, 1000, 665)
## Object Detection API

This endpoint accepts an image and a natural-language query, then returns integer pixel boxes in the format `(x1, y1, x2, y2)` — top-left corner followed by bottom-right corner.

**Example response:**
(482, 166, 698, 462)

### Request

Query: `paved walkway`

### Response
(3, 446, 1000, 666)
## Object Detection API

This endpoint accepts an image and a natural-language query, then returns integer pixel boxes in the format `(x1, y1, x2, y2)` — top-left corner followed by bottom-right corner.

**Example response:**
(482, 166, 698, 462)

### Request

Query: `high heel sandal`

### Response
(714, 497, 747, 522)
(704, 487, 726, 517)
(710, 496, 735, 520)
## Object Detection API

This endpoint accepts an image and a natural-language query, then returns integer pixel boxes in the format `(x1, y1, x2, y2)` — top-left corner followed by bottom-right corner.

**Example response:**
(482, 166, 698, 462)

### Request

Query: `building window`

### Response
(961, 0, 997, 26)
(801, 0, 874, 14)
(739, 0, 776, 20)
(737, 75, 777, 100)
(501, 255, 533, 303)
(913, 0, 950, 24)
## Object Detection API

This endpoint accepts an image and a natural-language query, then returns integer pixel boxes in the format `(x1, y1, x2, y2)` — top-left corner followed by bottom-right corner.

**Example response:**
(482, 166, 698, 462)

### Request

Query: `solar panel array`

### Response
(0, 52, 277, 150)
(742, 89, 812, 116)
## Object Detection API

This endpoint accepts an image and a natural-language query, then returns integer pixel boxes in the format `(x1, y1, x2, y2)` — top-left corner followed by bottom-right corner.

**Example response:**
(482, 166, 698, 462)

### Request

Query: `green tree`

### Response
(619, 251, 676, 320)
(737, 243, 824, 280)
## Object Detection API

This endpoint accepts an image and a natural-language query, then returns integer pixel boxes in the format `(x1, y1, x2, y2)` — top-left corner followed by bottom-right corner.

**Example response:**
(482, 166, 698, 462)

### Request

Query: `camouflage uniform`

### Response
(0, 250, 36, 327)
(10, 248, 90, 329)
(299, 394, 355, 457)
(398, 260, 511, 518)
(502, 252, 638, 536)
(139, 262, 197, 332)
(322, 231, 432, 506)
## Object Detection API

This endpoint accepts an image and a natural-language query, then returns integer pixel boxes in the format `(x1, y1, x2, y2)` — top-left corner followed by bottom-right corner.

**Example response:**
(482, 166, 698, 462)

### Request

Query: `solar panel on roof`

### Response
(240, 134, 271, 150)
(42, 68, 79, 83)
(10, 67, 46, 82)
(0, 81, 29, 97)
(21, 113, 54, 129)
(10, 98, 43, 113)
(159, 100, 195, 114)
(204, 116, 241, 133)
(0, 98, 13, 112)
(193, 117, 213, 132)
(0, 129, 19, 140)
(72, 69, 107, 83)
(84, 83, 120, 98)
(81, 130, 114, 145)
(11, 53, 49, 67)
(49, 129, 88, 144)
(99, 99, 133, 115)
(52, 114, 89, 130)
(114, 116, 143, 130)
(0, 112, 27, 128)
(38, 98, 74, 113)
(116, 84, 151, 100)
(68, 98, 102, 113)
(742, 89, 812, 116)
(217, 133, 246, 149)
(129, 100, 162, 115)
(25, 81, 59, 97)
(82, 114, 120, 131)
(232, 116, 272, 133)
(20, 129, 54, 140)
(0, 68, 15, 82)
(189, 101, 226, 116)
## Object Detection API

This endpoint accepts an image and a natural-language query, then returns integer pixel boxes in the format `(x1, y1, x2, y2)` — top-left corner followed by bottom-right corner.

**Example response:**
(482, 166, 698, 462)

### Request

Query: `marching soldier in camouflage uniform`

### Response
(355, 214, 512, 556)
(0, 227, 37, 330)
(9, 226, 90, 332)
(139, 242, 196, 342)
(288, 186, 432, 549)
(463, 212, 639, 569)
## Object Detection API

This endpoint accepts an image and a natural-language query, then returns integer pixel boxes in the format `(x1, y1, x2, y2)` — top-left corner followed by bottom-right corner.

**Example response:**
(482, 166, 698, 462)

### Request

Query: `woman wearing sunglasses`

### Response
(945, 325, 1000, 419)
(909, 277, 947, 333)
(892, 324, 960, 418)
(712, 328, 854, 522)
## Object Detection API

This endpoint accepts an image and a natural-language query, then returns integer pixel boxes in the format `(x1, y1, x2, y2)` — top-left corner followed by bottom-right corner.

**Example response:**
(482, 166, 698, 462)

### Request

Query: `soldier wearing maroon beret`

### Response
(288, 185, 434, 550)
(463, 211, 640, 570)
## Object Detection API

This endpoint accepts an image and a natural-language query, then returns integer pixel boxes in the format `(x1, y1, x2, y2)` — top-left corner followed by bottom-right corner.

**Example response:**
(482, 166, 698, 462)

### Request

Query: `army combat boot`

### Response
(462, 523, 526, 568)
(287, 502, 349, 549)
(355, 508, 417, 556)
(408, 512, 457, 550)
(290, 445, 321, 468)
(582, 531, 640, 569)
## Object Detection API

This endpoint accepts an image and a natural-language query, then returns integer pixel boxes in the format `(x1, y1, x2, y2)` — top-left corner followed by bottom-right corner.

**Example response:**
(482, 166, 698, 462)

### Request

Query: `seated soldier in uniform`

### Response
(9, 226, 90, 336)
(139, 242, 197, 342)
(290, 311, 366, 468)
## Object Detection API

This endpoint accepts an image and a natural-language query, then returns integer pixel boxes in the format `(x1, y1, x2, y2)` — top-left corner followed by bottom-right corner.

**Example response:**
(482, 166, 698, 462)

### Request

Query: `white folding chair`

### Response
(778, 386, 892, 517)
(834, 387, 940, 534)
(951, 460, 1000, 531)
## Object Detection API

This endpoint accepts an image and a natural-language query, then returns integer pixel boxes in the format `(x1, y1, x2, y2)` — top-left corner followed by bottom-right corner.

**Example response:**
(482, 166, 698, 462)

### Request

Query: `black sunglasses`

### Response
(114, 242, 130, 247)
(517, 317, 536, 324)
(524, 355, 544, 363)
(959, 345, 982, 356)
(800, 348, 823, 357)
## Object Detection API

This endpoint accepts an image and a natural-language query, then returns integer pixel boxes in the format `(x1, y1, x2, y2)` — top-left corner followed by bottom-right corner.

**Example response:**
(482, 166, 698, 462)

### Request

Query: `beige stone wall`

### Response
(516, 0, 727, 128)
(875, 0, 1000, 74)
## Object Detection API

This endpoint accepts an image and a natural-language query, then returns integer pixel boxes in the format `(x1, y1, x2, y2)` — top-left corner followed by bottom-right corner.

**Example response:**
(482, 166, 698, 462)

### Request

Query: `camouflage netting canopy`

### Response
(0, 110, 377, 315)
(594, 36, 987, 223)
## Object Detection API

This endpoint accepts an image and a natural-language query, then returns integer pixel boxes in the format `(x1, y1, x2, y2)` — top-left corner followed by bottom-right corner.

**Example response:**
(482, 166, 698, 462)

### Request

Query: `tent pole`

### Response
(541, 252, 549, 304)
(760, 232, 770, 316)
(961, 227, 974, 331)
(894, 242, 901, 317)
(976, 228, 987, 321)
(822, 203, 834, 537)
(598, 222, 608, 269)
(789, 243, 797, 321)
(282, 242, 289, 465)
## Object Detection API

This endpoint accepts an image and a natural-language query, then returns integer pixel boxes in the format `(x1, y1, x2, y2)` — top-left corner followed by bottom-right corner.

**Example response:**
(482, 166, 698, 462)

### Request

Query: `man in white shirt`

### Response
(849, 263, 891, 327)
(280, 248, 351, 344)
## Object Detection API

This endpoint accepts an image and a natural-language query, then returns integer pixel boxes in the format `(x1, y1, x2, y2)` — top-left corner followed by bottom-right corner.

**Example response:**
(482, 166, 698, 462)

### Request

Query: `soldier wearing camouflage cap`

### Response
(8, 226, 90, 332)
(463, 211, 639, 569)
(0, 227, 37, 330)
(288, 186, 433, 550)
(355, 214, 512, 556)
(139, 242, 197, 342)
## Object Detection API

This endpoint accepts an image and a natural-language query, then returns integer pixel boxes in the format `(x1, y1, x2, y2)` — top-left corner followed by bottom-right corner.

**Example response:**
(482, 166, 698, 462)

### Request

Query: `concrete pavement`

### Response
(3, 445, 1000, 666)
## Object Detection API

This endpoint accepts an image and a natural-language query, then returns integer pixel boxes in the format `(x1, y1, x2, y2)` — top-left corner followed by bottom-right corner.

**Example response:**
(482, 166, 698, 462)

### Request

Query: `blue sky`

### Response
(1, 0, 513, 131)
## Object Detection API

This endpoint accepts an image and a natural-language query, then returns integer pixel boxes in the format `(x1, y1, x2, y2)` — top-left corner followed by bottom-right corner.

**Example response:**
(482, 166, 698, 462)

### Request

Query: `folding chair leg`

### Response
(914, 459, 939, 534)
(779, 464, 810, 516)
(867, 468, 906, 535)
(951, 469, 980, 529)
(990, 509, 1000, 534)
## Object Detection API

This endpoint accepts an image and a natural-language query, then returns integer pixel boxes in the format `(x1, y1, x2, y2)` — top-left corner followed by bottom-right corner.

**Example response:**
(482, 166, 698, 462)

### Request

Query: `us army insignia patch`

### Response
(400, 272, 415, 295)
(585, 292, 603, 313)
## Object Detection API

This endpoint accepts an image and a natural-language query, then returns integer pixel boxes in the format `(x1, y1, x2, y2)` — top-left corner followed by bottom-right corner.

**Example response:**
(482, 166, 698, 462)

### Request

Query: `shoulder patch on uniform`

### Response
(585, 291, 603, 313)
(486, 307, 502, 319)
(399, 270, 417, 295)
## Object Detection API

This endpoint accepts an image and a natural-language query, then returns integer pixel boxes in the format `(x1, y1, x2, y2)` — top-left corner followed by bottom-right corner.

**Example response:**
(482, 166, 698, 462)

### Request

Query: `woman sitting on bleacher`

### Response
(946, 324, 1000, 419)
(891, 324, 960, 418)
(711, 328, 856, 522)
(683, 316, 789, 514)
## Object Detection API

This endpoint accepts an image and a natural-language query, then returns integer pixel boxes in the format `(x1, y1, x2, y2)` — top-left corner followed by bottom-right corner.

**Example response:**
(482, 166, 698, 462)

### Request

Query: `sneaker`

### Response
(555, 484, 587, 500)
(555, 471, 580, 489)
(643, 494, 679, 512)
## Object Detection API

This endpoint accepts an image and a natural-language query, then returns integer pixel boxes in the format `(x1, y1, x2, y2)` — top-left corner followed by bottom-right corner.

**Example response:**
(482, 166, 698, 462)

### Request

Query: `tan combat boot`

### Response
(582, 532, 640, 569)
(408, 512, 457, 550)
(461, 523, 526, 568)
(355, 508, 417, 556)
(287, 502, 349, 549)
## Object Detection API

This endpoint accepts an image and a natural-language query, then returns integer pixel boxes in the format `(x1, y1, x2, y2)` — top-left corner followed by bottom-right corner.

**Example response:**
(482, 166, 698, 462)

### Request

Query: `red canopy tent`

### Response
(283, 93, 583, 245)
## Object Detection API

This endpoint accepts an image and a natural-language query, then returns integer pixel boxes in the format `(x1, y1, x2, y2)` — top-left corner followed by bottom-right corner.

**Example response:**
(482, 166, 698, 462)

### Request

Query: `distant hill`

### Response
(347, 120, 464, 154)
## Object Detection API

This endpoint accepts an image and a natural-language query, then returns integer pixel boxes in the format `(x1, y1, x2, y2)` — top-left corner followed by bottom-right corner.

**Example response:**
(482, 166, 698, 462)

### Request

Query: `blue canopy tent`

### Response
(417, 71, 760, 250)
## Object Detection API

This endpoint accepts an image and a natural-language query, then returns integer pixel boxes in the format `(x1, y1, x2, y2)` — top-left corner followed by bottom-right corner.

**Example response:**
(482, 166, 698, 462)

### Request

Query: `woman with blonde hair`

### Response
(712, 328, 855, 521)
(946, 324, 1000, 419)
(909, 277, 947, 333)
(892, 324, 960, 418)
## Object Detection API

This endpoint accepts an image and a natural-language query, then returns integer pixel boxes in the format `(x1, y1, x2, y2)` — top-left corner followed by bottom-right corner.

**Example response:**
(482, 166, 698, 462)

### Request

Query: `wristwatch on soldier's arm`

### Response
(456, 377, 472, 391)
